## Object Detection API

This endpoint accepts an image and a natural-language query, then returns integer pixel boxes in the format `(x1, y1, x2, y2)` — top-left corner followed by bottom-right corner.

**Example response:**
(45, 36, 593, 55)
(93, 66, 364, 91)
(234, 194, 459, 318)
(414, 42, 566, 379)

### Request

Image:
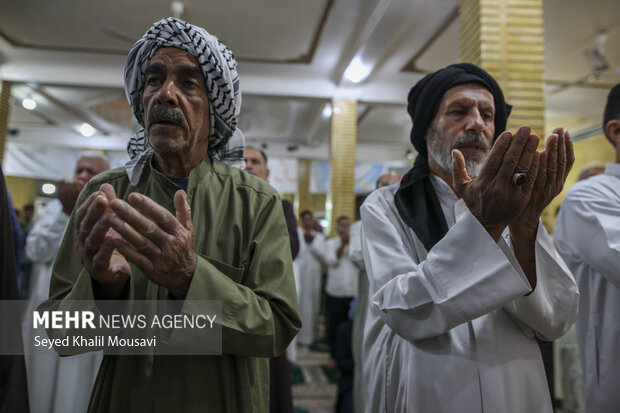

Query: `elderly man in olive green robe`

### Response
(43, 17, 300, 413)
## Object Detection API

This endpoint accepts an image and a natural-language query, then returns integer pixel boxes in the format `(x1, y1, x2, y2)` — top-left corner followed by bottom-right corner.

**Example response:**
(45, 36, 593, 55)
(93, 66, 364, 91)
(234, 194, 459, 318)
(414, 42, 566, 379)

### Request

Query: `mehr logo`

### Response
(34, 311, 96, 329)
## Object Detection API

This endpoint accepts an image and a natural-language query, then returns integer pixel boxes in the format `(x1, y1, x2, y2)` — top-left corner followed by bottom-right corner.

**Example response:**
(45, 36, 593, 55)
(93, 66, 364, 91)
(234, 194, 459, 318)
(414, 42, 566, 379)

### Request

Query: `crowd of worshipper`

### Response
(1, 16, 619, 413)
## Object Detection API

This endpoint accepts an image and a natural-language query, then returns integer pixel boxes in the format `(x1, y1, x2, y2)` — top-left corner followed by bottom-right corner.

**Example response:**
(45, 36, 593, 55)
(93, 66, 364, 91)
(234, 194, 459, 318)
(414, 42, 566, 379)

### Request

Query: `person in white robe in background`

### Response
(294, 210, 325, 346)
(555, 83, 620, 413)
(349, 172, 402, 413)
(361, 63, 579, 413)
(23, 153, 108, 413)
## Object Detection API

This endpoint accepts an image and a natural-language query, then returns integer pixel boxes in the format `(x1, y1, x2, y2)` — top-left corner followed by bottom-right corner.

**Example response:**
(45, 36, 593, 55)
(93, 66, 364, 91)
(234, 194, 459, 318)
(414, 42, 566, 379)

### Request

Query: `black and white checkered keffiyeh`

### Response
(123, 17, 244, 184)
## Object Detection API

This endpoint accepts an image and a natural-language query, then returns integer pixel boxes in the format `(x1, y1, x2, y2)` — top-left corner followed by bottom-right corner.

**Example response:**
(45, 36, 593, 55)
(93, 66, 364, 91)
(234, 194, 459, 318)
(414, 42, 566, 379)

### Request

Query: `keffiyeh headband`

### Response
(123, 17, 244, 184)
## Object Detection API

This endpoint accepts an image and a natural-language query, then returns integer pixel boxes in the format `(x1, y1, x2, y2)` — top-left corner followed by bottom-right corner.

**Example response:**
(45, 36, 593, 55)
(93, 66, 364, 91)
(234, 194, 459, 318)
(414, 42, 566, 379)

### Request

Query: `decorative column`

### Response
(459, 0, 545, 136)
(0, 81, 12, 164)
(328, 98, 357, 235)
(296, 158, 312, 217)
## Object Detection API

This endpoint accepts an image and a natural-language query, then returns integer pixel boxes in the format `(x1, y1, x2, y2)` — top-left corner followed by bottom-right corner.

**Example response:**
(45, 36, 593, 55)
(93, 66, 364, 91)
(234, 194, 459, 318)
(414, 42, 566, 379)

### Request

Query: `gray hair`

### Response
(78, 151, 110, 169)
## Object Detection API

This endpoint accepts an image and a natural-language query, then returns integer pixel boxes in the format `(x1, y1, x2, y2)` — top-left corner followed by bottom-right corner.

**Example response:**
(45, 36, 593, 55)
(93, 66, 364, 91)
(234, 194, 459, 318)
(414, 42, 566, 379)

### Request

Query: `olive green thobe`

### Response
(45, 156, 301, 413)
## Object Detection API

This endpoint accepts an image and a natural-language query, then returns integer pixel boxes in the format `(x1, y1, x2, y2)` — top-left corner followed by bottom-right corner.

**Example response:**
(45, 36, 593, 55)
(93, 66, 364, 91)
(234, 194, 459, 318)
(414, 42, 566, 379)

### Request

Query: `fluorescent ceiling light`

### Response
(41, 183, 56, 195)
(79, 123, 96, 137)
(344, 58, 370, 83)
(22, 98, 36, 110)
(322, 104, 332, 118)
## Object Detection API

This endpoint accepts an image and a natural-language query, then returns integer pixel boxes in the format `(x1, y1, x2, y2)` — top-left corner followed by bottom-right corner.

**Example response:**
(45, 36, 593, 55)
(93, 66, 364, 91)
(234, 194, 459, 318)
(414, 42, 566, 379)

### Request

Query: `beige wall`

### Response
(5, 175, 38, 211)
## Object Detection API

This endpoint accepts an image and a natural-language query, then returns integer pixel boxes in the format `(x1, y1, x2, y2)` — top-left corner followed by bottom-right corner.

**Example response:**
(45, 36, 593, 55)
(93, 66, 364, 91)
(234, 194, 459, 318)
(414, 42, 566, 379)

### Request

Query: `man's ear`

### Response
(266, 168, 270, 181)
(605, 119, 620, 145)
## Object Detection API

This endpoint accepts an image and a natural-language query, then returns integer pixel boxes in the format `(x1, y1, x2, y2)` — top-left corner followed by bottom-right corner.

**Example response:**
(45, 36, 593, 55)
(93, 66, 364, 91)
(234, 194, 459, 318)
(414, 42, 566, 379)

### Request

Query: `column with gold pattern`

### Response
(328, 98, 357, 235)
(296, 158, 312, 218)
(459, 0, 545, 136)
(0, 81, 12, 164)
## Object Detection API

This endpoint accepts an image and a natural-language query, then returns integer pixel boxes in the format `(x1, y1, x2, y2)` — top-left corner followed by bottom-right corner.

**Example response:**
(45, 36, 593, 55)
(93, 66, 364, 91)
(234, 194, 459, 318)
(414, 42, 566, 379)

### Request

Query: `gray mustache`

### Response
(148, 106, 186, 128)
(450, 133, 489, 151)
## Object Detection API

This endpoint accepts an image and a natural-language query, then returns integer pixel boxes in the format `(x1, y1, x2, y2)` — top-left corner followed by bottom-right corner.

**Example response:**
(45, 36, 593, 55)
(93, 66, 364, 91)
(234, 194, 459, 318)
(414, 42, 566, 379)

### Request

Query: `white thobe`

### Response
(293, 228, 325, 345)
(23, 199, 102, 413)
(324, 237, 359, 298)
(349, 221, 368, 413)
(361, 176, 579, 413)
(555, 163, 620, 413)
(25, 200, 69, 300)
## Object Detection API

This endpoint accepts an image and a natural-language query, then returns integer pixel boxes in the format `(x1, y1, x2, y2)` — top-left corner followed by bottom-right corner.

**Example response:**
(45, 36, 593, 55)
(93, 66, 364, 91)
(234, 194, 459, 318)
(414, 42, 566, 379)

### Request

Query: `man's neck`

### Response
(153, 152, 205, 179)
(428, 158, 459, 196)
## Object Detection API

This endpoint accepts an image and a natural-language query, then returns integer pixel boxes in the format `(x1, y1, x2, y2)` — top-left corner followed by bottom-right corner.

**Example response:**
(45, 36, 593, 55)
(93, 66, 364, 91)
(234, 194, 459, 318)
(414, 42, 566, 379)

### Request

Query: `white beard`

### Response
(427, 128, 489, 178)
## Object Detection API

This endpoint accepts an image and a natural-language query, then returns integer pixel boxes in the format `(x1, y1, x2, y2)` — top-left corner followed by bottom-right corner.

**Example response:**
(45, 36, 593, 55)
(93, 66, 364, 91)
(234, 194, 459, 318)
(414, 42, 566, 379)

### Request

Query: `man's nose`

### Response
(465, 109, 485, 132)
(465, 109, 485, 133)
(156, 79, 180, 106)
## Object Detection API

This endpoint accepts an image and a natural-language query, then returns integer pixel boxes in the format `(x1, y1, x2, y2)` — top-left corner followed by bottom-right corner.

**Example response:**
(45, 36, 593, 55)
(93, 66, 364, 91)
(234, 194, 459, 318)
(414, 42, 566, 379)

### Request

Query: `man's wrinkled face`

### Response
(244, 148, 269, 181)
(426, 83, 495, 178)
(74, 157, 109, 186)
(142, 47, 210, 159)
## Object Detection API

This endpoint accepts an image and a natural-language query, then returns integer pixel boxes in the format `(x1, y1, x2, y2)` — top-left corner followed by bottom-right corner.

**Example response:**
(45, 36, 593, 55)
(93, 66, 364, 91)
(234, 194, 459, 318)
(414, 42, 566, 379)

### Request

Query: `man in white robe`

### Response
(24, 152, 108, 413)
(349, 172, 402, 413)
(324, 216, 358, 360)
(555, 83, 620, 413)
(360, 63, 579, 413)
(294, 210, 325, 346)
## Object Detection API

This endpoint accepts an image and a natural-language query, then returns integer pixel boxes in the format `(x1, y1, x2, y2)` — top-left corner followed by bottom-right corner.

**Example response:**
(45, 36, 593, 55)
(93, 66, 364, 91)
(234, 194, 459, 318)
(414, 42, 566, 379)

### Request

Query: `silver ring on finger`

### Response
(512, 172, 527, 185)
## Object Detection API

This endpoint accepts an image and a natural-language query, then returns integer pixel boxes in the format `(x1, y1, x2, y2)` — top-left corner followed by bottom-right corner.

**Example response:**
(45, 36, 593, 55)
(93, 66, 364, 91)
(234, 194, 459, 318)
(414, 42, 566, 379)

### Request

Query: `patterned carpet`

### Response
(291, 343, 338, 413)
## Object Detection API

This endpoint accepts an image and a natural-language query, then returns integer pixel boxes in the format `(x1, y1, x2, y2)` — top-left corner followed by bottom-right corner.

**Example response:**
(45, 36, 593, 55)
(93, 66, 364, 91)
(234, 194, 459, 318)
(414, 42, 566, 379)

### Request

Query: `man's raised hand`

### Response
(74, 183, 130, 298)
(107, 190, 197, 299)
(451, 125, 540, 240)
(510, 127, 575, 233)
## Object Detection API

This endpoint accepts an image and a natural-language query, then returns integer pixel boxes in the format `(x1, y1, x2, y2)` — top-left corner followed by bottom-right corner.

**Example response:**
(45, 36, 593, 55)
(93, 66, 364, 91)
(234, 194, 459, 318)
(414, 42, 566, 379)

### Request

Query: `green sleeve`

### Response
(183, 192, 301, 357)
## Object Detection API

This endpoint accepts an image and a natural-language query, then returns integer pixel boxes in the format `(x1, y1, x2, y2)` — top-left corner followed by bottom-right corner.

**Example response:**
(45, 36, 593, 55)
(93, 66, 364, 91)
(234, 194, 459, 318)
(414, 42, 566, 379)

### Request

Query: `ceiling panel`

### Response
(545, 85, 614, 120)
(2, 0, 619, 162)
(9, 102, 50, 126)
(241, 96, 328, 143)
(358, 104, 410, 146)
(543, 0, 620, 83)
(0, 0, 331, 62)
(413, 19, 459, 73)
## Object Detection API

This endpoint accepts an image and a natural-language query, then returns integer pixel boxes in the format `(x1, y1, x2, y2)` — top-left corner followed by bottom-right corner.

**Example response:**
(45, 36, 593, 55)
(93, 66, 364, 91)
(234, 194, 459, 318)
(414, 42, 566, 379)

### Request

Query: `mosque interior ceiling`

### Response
(1, 0, 619, 161)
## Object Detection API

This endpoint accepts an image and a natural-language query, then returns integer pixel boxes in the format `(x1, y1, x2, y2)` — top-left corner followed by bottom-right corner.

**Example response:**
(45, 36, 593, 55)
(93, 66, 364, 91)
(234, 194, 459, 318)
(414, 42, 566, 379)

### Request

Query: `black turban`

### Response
(394, 63, 512, 252)
(407, 63, 511, 158)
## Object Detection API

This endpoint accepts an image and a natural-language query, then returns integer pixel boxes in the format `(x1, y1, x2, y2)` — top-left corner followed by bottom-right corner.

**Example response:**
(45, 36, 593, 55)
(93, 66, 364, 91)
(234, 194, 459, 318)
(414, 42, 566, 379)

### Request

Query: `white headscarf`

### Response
(123, 17, 244, 184)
